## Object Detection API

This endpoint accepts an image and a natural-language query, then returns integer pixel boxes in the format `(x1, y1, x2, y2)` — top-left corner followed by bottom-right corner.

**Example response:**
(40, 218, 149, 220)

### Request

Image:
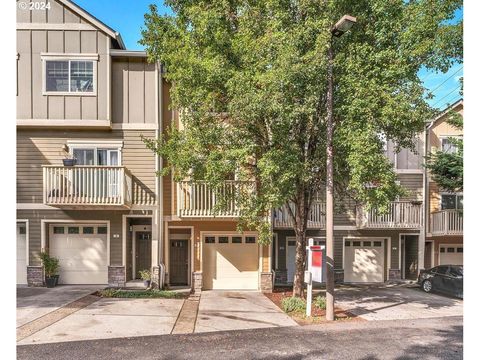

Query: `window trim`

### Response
(41, 53, 98, 96)
(67, 141, 123, 166)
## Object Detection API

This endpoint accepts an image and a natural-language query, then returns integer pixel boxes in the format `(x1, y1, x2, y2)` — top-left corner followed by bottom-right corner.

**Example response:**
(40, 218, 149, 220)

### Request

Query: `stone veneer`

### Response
(151, 266, 160, 289)
(108, 266, 126, 288)
(27, 266, 44, 287)
(260, 272, 273, 293)
(192, 271, 202, 295)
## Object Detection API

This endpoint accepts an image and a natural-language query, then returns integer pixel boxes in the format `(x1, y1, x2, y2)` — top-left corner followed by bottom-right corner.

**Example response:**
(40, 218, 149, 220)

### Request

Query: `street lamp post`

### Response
(325, 14, 356, 321)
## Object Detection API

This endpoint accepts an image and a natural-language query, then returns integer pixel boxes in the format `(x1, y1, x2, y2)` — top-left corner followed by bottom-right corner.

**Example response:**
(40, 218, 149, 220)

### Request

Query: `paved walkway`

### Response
(195, 291, 297, 333)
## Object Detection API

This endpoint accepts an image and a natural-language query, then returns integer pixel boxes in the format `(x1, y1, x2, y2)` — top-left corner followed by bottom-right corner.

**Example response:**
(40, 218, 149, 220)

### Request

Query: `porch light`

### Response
(331, 15, 357, 37)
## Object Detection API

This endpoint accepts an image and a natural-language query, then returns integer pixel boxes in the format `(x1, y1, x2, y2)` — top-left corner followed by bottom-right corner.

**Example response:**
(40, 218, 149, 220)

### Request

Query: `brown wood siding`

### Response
(17, 129, 157, 205)
(16, 1, 110, 122)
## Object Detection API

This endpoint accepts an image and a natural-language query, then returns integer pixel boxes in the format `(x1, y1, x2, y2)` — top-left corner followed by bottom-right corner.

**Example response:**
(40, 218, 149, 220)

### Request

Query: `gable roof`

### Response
(57, 0, 126, 49)
(427, 99, 463, 129)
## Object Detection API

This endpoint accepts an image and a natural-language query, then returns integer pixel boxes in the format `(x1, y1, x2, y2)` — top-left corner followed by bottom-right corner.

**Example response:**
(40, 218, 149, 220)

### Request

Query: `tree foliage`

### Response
(141, 0, 462, 296)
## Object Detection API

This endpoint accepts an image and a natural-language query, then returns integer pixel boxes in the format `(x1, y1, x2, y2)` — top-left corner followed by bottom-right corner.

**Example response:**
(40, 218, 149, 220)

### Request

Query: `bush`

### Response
(314, 295, 326, 310)
(138, 269, 151, 281)
(97, 289, 184, 299)
(39, 251, 60, 277)
(281, 296, 306, 313)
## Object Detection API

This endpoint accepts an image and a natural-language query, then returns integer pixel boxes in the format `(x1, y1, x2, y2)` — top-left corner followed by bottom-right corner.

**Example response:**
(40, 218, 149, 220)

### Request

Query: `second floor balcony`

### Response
(430, 210, 463, 236)
(43, 166, 132, 208)
(356, 201, 423, 229)
(273, 202, 326, 229)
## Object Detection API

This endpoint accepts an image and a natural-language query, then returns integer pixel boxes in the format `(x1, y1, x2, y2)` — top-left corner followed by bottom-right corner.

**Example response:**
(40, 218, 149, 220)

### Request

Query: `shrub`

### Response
(138, 269, 152, 281)
(39, 251, 60, 277)
(314, 295, 327, 310)
(281, 296, 306, 313)
(97, 289, 184, 299)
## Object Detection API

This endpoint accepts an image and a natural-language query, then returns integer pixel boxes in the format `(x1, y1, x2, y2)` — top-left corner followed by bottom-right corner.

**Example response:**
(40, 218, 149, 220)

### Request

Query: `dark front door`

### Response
(404, 235, 419, 280)
(170, 240, 189, 285)
(135, 232, 152, 278)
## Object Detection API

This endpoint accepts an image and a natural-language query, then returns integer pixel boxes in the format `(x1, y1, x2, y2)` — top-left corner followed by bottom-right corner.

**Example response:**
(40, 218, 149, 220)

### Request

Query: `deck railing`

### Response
(356, 201, 423, 229)
(43, 166, 132, 207)
(273, 202, 326, 228)
(430, 210, 463, 236)
(177, 181, 252, 217)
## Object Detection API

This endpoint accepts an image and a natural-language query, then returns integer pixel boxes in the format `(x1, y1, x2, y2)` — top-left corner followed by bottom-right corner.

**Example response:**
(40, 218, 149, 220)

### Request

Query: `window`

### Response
(441, 137, 461, 154)
(97, 226, 107, 234)
(353, 241, 361, 247)
(345, 241, 351, 247)
(19, 226, 26, 235)
(45, 59, 95, 93)
(53, 226, 64, 234)
(232, 236, 242, 244)
(288, 240, 296, 246)
(68, 226, 79, 234)
(440, 247, 445, 253)
(373, 241, 382, 247)
(363, 241, 372, 247)
(82, 227, 94, 234)
(245, 236, 256, 244)
(205, 236, 215, 244)
(457, 247, 463, 253)
(447, 247, 455, 253)
(218, 236, 229, 244)
(441, 193, 463, 210)
(72, 148, 120, 166)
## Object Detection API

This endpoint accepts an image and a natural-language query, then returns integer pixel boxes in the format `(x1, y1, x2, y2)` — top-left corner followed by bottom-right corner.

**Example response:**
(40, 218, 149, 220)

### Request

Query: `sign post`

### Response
(305, 238, 325, 317)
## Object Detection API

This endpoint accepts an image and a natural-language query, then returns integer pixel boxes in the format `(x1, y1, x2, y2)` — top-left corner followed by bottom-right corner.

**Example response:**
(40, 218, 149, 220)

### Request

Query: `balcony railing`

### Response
(43, 166, 132, 207)
(430, 210, 463, 236)
(356, 201, 423, 229)
(273, 202, 326, 229)
(177, 181, 252, 217)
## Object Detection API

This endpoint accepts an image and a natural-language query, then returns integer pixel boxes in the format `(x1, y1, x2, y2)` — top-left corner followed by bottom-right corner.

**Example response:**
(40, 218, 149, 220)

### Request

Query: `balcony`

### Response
(273, 202, 326, 229)
(430, 210, 463, 236)
(356, 201, 423, 229)
(176, 181, 252, 217)
(43, 166, 132, 208)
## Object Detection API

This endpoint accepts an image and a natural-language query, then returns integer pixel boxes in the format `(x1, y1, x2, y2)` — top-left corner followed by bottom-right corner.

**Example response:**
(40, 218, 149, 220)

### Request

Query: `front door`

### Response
(170, 240, 188, 285)
(135, 232, 152, 278)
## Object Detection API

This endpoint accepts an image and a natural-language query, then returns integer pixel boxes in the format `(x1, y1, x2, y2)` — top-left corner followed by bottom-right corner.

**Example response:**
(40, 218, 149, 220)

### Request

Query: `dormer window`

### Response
(42, 54, 98, 95)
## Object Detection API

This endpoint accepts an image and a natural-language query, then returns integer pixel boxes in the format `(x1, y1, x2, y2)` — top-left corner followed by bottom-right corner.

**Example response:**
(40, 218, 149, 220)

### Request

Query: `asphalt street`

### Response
(17, 316, 462, 360)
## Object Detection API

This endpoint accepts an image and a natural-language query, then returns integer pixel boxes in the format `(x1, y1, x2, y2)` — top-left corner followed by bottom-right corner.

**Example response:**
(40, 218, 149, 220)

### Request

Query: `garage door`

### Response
(17, 223, 27, 285)
(344, 239, 384, 283)
(202, 234, 259, 290)
(49, 224, 108, 284)
(439, 245, 463, 265)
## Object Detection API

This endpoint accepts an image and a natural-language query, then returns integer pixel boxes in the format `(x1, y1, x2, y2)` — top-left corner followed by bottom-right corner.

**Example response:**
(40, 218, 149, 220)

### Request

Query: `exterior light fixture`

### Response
(331, 15, 357, 37)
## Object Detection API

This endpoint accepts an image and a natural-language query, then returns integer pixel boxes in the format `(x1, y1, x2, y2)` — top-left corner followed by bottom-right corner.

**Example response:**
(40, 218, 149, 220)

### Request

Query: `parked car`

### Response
(418, 265, 463, 298)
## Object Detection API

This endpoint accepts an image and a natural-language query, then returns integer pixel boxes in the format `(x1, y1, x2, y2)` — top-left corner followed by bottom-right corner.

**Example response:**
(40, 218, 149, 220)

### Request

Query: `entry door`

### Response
(135, 232, 152, 278)
(286, 239, 296, 283)
(170, 240, 189, 285)
(17, 223, 27, 285)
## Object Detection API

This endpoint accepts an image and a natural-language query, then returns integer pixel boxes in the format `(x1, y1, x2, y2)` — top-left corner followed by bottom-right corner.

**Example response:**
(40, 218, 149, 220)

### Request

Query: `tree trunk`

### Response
(292, 189, 310, 298)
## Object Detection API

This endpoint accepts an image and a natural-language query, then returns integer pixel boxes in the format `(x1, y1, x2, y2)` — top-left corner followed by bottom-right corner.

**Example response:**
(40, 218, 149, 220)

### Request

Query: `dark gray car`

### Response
(418, 265, 463, 298)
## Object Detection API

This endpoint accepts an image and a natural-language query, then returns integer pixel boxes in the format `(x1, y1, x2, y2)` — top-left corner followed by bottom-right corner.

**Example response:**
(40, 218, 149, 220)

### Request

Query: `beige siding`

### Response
(16, 1, 111, 122)
(397, 173, 423, 201)
(385, 135, 424, 170)
(17, 129, 157, 206)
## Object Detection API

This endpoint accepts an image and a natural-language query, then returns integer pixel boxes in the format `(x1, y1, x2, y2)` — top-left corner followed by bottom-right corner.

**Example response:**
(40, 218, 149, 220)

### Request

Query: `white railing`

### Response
(177, 181, 251, 217)
(43, 166, 132, 207)
(357, 201, 423, 229)
(273, 202, 326, 228)
(430, 210, 463, 236)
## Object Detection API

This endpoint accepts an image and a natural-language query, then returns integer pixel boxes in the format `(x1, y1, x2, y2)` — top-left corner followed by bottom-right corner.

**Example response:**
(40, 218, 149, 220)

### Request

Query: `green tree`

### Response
(141, 0, 462, 297)
(426, 111, 463, 192)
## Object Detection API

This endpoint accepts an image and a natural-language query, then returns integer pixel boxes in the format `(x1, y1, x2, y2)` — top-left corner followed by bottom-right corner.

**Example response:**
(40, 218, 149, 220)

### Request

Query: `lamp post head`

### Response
(331, 15, 357, 37)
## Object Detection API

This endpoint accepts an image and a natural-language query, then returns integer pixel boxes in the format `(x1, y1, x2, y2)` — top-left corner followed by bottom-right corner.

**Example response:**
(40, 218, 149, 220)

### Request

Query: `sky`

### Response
(73, 0, 463, 111)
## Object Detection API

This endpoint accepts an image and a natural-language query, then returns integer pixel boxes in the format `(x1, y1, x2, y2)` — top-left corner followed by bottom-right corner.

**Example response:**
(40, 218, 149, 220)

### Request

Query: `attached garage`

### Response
(202, 233, 259, 290)
(17, 222, 28, 285)
(49, 224, 109, 285)
(439, 245, 463, 265)
(344, 239, 385, 283)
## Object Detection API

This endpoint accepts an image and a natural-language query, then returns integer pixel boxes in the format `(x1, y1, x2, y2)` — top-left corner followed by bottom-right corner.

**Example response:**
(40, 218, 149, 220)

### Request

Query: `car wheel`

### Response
(422, 279, 433, 293)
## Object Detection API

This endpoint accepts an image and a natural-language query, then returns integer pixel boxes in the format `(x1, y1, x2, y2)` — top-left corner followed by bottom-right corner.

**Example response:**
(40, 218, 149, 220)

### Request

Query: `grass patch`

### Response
(314, 295, 326, 310)
(281, 296, 306, 313)
(97, 288, 184, 299)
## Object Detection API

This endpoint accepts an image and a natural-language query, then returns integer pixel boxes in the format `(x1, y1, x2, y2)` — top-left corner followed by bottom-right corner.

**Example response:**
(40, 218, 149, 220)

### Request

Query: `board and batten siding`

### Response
(17, 129, 157, 206)
(16, 0, 110, 122)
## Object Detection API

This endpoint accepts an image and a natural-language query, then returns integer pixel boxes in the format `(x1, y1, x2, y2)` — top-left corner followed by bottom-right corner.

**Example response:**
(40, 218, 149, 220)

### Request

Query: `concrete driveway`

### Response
(195, 291, 297, 333)
(333, 284, 463, 321)
(17, 285, 101, 327)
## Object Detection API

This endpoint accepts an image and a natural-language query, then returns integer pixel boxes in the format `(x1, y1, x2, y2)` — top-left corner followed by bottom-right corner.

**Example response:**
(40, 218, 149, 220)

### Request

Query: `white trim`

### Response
(110, 50, 147, 57)
(17, 219, 30, 268)
(17, 23, 96, 31)
(112, 123, 159, 130)
(439, 192, 463, 210)
(132, 225, 153, 279)
(333, 226, 357, 231)
(17, 203, 58, 210)
(40, 53, 100, 61)
(41, 220, 111, 266)
(342, 236, 391, 281)
(67, 140, 123, 147)
(17, 119, 111, 128)
(122, 215, 154, 268)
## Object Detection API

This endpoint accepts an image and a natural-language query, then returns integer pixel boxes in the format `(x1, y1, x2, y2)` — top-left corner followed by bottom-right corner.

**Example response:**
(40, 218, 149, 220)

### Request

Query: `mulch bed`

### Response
(265, 287, 364, 325)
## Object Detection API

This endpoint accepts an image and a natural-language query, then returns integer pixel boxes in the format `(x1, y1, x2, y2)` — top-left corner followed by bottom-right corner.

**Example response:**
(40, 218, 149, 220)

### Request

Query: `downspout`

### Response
(422, 121, 434, 269)
(156, 61, 165, 288)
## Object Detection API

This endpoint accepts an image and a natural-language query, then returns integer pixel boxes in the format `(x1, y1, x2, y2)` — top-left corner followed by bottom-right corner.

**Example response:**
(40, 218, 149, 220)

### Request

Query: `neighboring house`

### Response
(272, 135, 426, 284)
(424, 100, 463, 268)
(16, 0, 272, 292)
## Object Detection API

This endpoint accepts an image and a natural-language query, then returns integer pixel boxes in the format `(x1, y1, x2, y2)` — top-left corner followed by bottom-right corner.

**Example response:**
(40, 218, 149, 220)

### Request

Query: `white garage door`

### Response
(344, 239, 385, 283)
(439, 245, 463, 265)
(49, 224, 108, 284)
(202, 234, 259, 290)
(17, 223, 27, 285)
